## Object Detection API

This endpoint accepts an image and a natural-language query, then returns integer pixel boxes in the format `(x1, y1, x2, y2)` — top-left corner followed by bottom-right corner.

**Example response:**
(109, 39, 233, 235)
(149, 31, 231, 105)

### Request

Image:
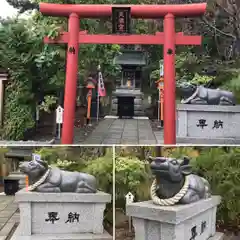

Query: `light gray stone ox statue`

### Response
(177, 81, 236, 105)
(19, 157, 97, 193)
(149, 156, 211, 205)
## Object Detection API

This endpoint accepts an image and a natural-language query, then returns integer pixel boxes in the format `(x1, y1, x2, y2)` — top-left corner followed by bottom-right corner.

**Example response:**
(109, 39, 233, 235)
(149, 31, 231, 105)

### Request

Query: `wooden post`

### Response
(25, 175, 29, 191)
(86, 90, 92, 124)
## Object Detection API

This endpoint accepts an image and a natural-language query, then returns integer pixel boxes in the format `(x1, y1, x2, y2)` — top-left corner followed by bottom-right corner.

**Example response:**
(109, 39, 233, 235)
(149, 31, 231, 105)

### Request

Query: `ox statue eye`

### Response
(172, 160, 177, 165)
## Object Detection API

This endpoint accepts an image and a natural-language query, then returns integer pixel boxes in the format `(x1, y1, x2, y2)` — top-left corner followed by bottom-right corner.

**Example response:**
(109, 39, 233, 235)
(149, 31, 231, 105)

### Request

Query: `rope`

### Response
(181, 87, 199, 104)
(27, 168, 51, 191)
(150, 176, 189, 206)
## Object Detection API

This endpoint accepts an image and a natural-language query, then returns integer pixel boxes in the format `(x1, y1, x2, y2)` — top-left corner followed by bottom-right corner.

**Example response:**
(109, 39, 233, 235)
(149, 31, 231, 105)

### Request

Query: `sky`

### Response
(0, 0, 19, 18)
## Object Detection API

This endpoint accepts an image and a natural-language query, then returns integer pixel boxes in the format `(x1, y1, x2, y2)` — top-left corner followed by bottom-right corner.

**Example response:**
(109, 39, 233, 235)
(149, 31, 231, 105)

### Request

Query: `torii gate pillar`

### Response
(164, 13, 176, 144)
(61, 13, 79, 144)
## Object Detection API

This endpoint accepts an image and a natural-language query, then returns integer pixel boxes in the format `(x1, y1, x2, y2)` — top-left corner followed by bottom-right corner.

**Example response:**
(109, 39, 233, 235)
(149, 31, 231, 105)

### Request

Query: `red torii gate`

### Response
(39, 2, 207, 145)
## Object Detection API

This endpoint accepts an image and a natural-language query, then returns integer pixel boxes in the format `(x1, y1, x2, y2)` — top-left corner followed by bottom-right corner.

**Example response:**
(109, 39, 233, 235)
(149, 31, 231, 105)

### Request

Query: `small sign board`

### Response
(56, 105, 64, 124)
(112, 7, 131, 34)
(125, 192, 134, 205)
(160, 62, 164, 77)
(32, 153, 41, 161)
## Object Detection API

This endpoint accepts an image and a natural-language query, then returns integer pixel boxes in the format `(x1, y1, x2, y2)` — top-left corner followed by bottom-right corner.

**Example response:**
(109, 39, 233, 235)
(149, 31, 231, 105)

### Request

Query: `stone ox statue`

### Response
(19, 158, 97, 193)
(149, 156, 211, 205)
(177, 82, 236, 105)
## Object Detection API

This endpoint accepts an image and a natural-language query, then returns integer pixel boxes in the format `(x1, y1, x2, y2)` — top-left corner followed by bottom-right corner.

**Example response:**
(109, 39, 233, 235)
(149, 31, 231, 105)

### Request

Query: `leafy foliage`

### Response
(115, 154, 150, 209)
(193, 147, 240, 231)
(83, 148, 113, 194)
(0, 0, 121, 139)
(0, 18, 64, 139)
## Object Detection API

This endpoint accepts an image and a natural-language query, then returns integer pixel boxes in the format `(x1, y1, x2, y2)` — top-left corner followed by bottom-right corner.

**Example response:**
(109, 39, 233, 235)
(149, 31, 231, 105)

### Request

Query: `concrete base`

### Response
(177, 136, 240, 144)
(177, 104, 240, 141)
(126, 196, 221, 240)
(13, 189, 112, 240)
(11, 227, 112, 240)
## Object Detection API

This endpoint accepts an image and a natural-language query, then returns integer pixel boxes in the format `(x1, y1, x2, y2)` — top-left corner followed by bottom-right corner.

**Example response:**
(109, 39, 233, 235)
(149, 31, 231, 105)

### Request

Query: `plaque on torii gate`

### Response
(38, 2, 207, 145)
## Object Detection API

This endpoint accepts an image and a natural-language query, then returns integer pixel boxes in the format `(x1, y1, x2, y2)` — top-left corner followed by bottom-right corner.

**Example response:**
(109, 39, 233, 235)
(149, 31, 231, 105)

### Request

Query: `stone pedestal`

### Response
(111, 89, 145, 116)
(126, 196, 224, 240)
(177, 104, 240, 144)
(11, 189, 112, 240)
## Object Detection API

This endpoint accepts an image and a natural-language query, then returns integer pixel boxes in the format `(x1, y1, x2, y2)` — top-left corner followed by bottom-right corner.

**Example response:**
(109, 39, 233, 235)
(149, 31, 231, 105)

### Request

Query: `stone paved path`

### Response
(0, 195, 19, 240)
(84, 119, 163, 145)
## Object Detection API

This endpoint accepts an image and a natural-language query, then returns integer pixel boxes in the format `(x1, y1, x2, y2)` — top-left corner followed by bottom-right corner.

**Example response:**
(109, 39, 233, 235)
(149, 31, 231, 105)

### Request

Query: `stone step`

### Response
(209, 232, 225, 240)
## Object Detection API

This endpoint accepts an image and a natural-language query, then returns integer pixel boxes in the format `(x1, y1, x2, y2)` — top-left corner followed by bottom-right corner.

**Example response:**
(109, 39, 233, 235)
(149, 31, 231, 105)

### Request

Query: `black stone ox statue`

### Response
(19, 158, 97, 193)
(177, 82, 236, 105)
(149, 156, 211, 204)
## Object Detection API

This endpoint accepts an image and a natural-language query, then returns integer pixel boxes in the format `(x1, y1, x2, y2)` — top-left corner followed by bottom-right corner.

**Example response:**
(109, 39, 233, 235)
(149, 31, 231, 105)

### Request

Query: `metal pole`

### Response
(96, 66, 100, 122)
(128, 216, 132, 232)
(58, 123, 61, 139)
(158, 91, 160, 122)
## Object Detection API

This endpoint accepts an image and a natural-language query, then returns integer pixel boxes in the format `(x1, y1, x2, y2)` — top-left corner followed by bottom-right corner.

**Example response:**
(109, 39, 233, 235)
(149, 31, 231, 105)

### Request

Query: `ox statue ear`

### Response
(34, 157, 48, 168)
(180, 156, 190, 166)
(180, 165, 192, 175)
(148, 156, 154, 162)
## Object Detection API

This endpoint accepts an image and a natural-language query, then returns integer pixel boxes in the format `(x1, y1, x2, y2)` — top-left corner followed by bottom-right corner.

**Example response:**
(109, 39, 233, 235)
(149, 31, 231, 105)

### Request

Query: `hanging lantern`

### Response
(86, 77, 96, 89)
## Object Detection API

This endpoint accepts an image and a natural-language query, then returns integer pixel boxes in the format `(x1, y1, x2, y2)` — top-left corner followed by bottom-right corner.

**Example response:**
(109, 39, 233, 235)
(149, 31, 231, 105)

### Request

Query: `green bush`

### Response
(83, 148, 113, 194)
(192, 147, 240, 231)
(83, 148, 113, 226)
(115, 155, 151, 209)
(34, 147, 106, 170)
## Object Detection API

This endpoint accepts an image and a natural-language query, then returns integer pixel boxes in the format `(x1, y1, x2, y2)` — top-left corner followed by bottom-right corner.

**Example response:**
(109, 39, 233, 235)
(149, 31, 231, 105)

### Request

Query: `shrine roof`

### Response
(4, 147, 34, 159)
(113, 50, 147, 66)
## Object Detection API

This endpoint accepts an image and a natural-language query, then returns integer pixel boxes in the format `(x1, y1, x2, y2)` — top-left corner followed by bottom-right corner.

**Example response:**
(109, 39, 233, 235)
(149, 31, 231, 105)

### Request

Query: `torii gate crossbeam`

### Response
(39, 3, 207, 145)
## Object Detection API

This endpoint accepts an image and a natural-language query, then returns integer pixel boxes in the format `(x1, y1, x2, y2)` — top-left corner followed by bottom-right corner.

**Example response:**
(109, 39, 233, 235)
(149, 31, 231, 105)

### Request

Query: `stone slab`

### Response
(177, 104, 240, 112)
(15, 190, 111, 236)
(83, 118, 159, 144)
(15, 190, 111, 203)
(11, 227, 112, 240)
(0, 211, 14, 218)
(127, 196, 221, 240)
(126, 196, 221, 224)
(102, 139, 121, 144)
(0, 219, 10, 224)
(177, 137, 240, 144)
(0, 222, 15, 236)
(177, 104, 240, 139)
(209, 232, 225, 240)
